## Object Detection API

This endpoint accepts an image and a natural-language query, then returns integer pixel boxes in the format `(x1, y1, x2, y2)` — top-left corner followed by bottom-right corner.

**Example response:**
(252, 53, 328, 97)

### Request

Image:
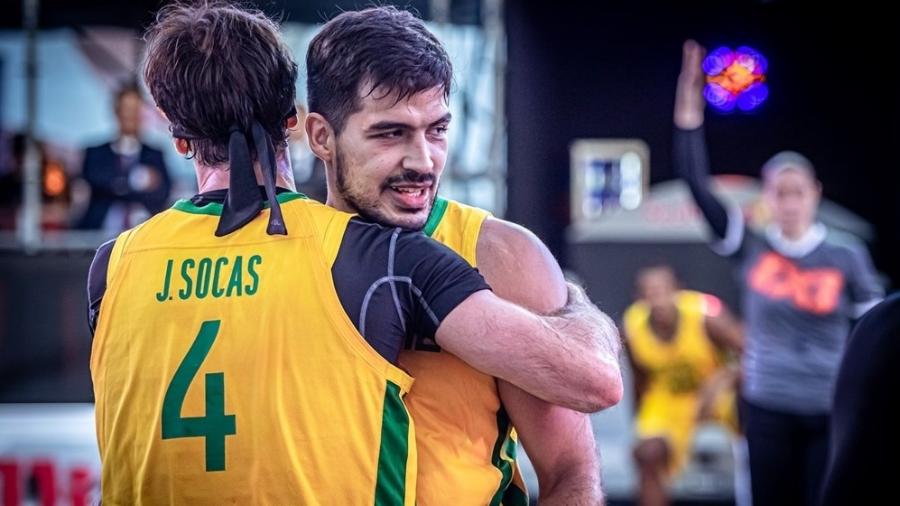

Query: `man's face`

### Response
(116, 92, 143, 137)
(331, 85, 450, 229)
(764, 168, 820, 237)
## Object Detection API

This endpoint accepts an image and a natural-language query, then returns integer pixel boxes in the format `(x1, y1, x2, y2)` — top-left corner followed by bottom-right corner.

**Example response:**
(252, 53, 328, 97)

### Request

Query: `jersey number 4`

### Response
(162, 320, 236, 471)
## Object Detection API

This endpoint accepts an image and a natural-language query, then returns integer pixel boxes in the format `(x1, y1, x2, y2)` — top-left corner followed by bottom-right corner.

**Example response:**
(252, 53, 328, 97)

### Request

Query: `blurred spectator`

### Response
(623, 264, 743, 506)
(77, 82, 170, 232)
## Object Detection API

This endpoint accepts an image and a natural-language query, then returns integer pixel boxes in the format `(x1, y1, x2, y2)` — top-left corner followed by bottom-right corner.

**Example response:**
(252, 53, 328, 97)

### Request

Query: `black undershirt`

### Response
(673, 125, 730, 240)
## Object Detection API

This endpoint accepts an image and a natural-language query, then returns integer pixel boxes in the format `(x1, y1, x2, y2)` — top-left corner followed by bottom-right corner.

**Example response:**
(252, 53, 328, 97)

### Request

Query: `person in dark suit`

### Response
(78, 83, 171, 231)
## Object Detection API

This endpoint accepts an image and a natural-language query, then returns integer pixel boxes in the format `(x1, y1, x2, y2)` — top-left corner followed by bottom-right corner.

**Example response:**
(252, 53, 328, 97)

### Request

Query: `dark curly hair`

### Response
(306, 6, 452, 134)
(143, 1, 298, 165)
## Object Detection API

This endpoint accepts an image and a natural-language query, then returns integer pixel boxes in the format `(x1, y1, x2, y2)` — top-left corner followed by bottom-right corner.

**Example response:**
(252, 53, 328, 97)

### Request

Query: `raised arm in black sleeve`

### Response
(674, 125, 730, 240)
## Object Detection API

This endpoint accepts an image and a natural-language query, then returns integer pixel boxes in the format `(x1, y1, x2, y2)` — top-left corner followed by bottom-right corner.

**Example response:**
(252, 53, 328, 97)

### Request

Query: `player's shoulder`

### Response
(475, 215, 567, 311)
(426, 197, 490, 236)
(287, 196, 360, 244)
(290, 194, 351, 220)
(623, 299, 648, 323)
(476, 216, 558, 276)
(677, 290, 723, 320)
(87, 234, 126, 304)
(340, 216, 459, 264)
(477, 216, 546, 260)
(439, 197, 488, 215)
(90, 237, 117, 275)
(132, 206, 182, 235)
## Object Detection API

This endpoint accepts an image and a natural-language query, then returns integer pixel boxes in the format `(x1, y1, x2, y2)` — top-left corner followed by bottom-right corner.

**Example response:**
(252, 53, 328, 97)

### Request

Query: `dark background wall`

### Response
(0, 251, 94, 402)
(506, 0, 900, 286)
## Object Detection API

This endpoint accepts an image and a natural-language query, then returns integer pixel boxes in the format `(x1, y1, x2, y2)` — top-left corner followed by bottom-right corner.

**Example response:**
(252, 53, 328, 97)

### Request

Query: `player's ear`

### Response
(306, 112, 335, 164)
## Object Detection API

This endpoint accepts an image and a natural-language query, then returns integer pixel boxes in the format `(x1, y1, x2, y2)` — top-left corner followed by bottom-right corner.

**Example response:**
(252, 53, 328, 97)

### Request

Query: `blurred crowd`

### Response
(0, 82, 327, 235)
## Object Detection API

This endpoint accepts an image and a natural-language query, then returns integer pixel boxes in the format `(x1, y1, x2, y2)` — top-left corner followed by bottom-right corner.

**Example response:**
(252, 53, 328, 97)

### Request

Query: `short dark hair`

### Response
(636, 263, 678, 286)
(143, 1, 298, 165)
(306, 6, 452, 134)
(114, 81, 143, 109)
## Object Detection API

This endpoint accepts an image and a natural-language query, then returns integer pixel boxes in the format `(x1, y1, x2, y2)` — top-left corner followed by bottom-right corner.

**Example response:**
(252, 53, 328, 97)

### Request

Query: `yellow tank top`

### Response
(91, 193, 416, 505)
(624, 290, 722, 397)
(398, 197, 528, 506)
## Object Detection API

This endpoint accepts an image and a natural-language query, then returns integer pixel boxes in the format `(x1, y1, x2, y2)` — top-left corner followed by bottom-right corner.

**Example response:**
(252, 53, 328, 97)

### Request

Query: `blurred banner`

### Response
(0, 404, 99, 506)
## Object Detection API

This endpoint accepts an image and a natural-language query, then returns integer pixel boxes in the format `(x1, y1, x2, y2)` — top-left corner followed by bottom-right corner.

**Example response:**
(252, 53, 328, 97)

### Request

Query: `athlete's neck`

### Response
(649, 306, 678, 342)
(195, 149, 296, 194)
(325, 191, 355, 213)
(323, 161, 355, 213)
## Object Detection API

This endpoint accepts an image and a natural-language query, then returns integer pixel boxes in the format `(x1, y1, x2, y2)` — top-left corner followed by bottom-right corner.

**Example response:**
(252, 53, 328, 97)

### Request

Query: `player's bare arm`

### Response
(696, 300, 743, 420)
(478, 217, 606, 504)
(437, 266, 623, 414)
(703, 302, 744, 354)
(622, 330, 649, 412)
(674, 39, 707, 130)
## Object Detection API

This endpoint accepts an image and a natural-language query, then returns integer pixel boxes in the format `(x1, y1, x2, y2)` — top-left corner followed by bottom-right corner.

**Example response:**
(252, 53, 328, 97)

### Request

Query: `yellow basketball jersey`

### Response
(625, 291, 736, 473)
(399, 197, 528, 506)
(91, 193, 416, 505)
(624, 290, 722, 398)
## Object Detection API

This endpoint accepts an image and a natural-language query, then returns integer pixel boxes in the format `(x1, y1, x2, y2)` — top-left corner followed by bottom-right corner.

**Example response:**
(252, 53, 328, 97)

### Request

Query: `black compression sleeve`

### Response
(87, 239, 115, 336)
(393, 230, 491, 339)
(674, 126, 730, 240)
(332, 218, 490, 363)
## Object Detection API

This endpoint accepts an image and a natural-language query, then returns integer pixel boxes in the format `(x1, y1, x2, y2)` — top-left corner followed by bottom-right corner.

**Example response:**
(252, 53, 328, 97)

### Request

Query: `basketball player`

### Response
(623, 265, 742, 506)
(305, 7, 623, 504)
(87, 3, 622, 503)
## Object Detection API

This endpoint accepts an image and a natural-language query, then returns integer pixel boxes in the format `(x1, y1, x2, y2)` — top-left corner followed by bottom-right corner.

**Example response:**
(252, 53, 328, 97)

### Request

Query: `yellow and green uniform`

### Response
(625, 290, 737, 475)
(399, 197, 528, 505)
(91, 193, 416, 505)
